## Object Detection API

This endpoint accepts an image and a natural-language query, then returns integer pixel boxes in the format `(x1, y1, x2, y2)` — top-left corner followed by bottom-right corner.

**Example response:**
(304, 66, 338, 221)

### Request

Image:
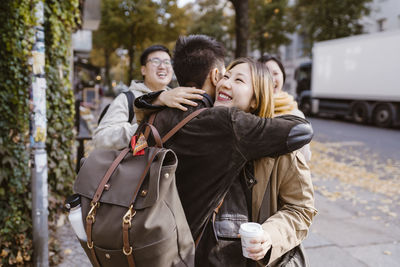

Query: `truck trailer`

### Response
(296, 30, 400, 127)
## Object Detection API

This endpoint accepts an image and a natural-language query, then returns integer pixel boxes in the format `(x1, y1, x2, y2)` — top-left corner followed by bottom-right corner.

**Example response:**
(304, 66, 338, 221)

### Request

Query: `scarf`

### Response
(274, 91, 298, 116)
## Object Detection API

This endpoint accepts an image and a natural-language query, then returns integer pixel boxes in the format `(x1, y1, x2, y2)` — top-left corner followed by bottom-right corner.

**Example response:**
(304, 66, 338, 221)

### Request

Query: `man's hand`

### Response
(157, 87, 205, 111)
(247, 230, 272, 261)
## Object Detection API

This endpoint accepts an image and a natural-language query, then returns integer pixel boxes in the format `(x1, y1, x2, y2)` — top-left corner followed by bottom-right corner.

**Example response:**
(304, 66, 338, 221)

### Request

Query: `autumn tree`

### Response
(111, 0, 160, 83)
(292, 0, 372, 54)
(188, 0, 235, 57)
(92, 0, 120, 90)
(157, 0, 188, 46)
(91, 0, 188, 85)
(250, 0, 294, 55)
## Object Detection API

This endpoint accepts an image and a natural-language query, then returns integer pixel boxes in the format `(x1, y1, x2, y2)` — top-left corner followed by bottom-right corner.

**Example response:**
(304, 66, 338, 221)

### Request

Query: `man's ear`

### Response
(141, 66, 146, 76)
(210, 67, 220, 86)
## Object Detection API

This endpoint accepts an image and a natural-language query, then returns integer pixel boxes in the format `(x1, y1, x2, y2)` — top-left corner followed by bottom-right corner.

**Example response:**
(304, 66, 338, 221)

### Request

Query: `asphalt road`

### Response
(304, 117, 400, 267)
(309, 117, 400, 162)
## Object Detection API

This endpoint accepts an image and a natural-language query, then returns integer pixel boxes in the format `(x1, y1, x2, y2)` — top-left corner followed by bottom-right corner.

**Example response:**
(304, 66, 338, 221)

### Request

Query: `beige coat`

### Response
(274, 91, 312, 162)
(252, 151, 317, 266)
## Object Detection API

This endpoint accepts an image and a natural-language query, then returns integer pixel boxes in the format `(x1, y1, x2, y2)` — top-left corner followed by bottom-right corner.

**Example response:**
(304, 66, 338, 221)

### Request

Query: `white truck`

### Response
(296, 30, 400, 127)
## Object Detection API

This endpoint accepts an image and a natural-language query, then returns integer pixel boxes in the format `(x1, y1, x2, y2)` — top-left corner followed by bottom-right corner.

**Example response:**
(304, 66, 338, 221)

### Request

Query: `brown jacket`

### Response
(135, 94, 314, 240)
(252, 151, 317, 266)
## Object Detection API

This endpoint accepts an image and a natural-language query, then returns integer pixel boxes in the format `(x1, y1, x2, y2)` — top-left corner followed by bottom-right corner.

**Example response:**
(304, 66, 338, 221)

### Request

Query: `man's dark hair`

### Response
(173, 35, 225, 88)
(259, 54, 286, 83)
(140, 45, 171, 66)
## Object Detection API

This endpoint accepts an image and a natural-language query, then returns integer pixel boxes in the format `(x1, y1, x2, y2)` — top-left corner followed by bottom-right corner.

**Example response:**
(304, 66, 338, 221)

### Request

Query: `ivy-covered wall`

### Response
(0, 0, 80, 265)
(45, 0, 80, 221)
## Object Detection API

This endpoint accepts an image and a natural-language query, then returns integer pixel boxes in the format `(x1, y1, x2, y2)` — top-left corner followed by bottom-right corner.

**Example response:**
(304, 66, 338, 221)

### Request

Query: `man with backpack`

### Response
(72, 35, 313, 267)
(135, 35, 314, 246)
(92, 45, 173, 150)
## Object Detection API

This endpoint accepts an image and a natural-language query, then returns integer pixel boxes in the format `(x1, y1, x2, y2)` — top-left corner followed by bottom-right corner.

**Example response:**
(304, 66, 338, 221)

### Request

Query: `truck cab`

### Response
(295, 62, 312, 115)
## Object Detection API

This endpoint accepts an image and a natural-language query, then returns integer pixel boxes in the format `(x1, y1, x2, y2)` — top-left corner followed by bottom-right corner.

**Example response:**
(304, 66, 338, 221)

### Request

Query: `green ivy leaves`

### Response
(0, 0, 80, 265)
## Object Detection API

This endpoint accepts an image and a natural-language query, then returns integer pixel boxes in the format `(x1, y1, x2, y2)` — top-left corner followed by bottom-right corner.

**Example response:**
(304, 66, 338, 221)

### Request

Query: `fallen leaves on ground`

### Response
(309, 140, 400, 219)
(310, 141, 400, 198)
(64, 248, 72, 255)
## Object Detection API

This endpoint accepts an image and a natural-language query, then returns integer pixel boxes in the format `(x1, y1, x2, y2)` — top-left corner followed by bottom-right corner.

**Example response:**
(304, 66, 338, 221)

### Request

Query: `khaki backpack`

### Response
(73, 109, 205, 267)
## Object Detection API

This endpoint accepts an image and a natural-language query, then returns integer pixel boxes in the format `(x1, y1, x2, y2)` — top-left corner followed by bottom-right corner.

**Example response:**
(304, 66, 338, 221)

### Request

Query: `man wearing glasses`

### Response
(93, 45, 173, 150)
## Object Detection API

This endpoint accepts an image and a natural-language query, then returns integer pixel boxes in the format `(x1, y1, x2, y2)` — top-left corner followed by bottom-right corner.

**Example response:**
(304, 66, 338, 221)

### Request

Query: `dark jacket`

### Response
(135, 93, 313, 240)
(197, 151, 317, 267)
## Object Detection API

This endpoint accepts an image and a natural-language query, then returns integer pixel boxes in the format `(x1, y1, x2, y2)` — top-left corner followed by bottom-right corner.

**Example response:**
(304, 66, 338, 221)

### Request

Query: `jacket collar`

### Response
(201, 93, 214, 107)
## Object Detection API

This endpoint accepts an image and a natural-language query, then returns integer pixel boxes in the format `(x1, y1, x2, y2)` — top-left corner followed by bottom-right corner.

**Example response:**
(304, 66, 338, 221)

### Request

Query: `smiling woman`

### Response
(215, 62, 255, 112)
(214, 57, 274, 118)
(196, 57, 315, 267)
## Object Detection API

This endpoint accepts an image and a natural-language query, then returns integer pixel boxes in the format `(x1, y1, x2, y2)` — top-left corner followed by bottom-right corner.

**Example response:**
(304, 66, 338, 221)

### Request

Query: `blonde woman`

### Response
(193, 58, 317, 267)
(136, 56, 316, 266)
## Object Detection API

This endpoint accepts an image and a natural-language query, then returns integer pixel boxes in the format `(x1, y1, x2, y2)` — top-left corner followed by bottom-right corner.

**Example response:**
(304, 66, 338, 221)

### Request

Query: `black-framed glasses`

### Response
(147, 58, 172, 67)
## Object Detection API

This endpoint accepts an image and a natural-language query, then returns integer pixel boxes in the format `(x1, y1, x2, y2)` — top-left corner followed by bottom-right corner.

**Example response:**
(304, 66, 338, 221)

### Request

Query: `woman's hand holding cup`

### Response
(246, 230, 272, 261)
(239, 222, 272, 260)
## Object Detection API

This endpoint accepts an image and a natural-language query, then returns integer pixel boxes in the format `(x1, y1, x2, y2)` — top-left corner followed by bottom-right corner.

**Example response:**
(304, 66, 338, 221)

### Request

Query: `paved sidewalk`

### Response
(56, 220, 91, 267)
(304, 185, 400, 267)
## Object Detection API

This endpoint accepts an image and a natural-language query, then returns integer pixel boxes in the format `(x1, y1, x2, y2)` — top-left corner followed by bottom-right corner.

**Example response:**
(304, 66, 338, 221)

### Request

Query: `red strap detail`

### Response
(130, 134, 147, 156)
(133, 133, 147, 155)
(130, 135, 137, 152)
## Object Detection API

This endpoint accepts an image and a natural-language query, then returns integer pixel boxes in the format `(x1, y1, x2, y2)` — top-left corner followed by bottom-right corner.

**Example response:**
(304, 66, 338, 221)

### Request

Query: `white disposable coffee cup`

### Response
(239, 222, 264, 258)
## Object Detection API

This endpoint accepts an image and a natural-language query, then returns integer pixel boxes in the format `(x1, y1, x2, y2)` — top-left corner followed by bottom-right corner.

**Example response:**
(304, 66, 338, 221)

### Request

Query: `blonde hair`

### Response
(226, 57, 274, 118)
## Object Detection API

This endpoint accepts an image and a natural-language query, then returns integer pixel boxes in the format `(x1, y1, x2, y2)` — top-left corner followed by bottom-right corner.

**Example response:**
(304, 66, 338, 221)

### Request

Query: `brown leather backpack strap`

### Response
(84, 147, 130, 267)
(129, 149, 159, 206)
(86, 202, 101, 267)
(148, 111, 156, 125)
(88, 242, 100, 267)
(162, 108, 207, 143)
(89, 247, 101, 267)
(92, 147, 130, 203)
(144, 112, 157, 139)
(121, 149, 160, 266)
(143, 123, 162, 148)
(122, 206, 136, 267)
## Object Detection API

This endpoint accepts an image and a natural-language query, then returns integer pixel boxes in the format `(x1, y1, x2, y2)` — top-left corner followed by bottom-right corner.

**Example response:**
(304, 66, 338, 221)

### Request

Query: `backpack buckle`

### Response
(86, 202, 99, 223)
(122, 205, 136, 228)
(123, 246, 133, 256)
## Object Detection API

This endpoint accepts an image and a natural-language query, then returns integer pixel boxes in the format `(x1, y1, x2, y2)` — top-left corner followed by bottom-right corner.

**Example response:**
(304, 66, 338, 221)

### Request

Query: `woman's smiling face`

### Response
(214, 63, 255, 112)
(266, 60, 284, 93)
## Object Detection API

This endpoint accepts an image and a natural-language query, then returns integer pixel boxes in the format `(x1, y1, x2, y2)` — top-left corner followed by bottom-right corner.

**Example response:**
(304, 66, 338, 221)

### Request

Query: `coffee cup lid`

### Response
(239, 222, 263, 237)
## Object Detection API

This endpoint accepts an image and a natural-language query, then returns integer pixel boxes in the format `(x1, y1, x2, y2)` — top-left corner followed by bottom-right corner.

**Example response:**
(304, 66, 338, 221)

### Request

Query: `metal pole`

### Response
(30, 1, 49, 266)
